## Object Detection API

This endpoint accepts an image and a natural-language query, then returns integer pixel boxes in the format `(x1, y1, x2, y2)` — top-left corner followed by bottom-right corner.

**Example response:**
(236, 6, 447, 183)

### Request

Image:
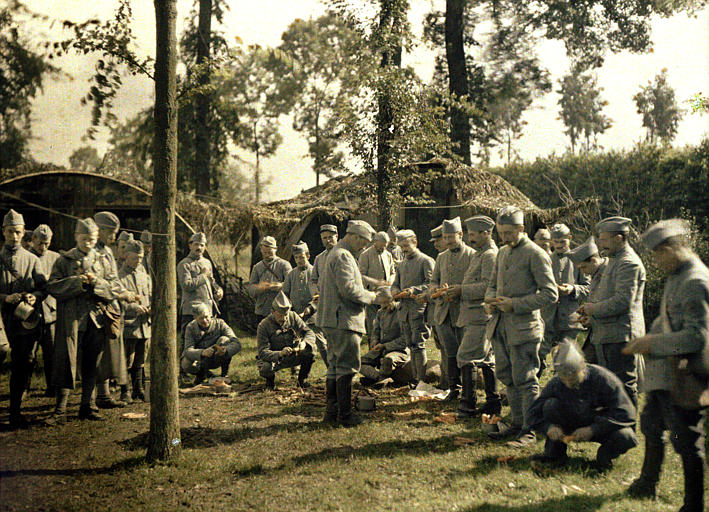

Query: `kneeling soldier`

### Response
(359, 287, 410, 385)
(181, 302, 241, 385)
(257, 291, 316, 389)
(528, 341, 638, 471)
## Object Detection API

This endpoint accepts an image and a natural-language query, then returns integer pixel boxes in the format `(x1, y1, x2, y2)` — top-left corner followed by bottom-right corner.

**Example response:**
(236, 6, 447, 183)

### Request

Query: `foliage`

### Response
(68, 146, 101, 171)
(633, 69, 684, 144)
(689, 92, 708, 114)
(558, 66, 612, 154)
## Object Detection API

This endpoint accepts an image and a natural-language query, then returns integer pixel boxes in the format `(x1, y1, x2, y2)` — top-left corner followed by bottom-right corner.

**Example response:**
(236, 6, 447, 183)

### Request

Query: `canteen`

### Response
(14, 301, 40, 330)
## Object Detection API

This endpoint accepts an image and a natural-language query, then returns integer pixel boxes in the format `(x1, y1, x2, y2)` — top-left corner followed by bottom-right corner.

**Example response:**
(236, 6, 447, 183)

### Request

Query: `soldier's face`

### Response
(597, 232, 623, 256)
(374, 239, 387, 252)
(433, 238, 446, 252)
(31, 236, 51, 255)
(190, 241, 206, 257)
(398, 237, 416, 254)
(117, 240, 127, 257)
(99, 227, 118, 245)
(497, 224, 524, 246)
(352, 235, 370, 253)
(469, 230, 489, 248)
(321, 232, 337, 249)
(272, 308, 288, 325)
(559, 368, 585, 389)
(652, 244, 681, 274)
(125, 251, 143, 269)
(443, 232, 462, 249)
(196, 313, 212, 329)
(552, 237, 571, 253)
(3, 225, 24, 248)
(534, 238, 551, 252)
(76, 232, 98, 253)
(294, 253, 309, 268)
(577, 256, 601, 276)
(260, 245, 277, 260)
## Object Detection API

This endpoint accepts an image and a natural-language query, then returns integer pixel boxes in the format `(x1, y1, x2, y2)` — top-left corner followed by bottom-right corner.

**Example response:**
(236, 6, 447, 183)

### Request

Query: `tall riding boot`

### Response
(627, 441, 664, 499)
(220, 359, 230, 378)
(412, 350, 427, 385)
(297, 358, 313, 388)
(132, 369, 145, 401)
(679, 453, 704, 512)
(9, 361, 28, 428)
(457, 365, 477, 418)
(480, 365, 501, 415)
(443, 357, 460, 401)
(336, 374, 362, 427)
(323, 378, 338, 424)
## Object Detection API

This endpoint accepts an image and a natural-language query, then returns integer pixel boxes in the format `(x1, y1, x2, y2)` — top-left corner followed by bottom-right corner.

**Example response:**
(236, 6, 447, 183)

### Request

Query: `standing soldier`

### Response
(456, 215, 501, 418)
(427, 217, 476, 401)
(485, 206, 558, 447)
(317, 220, 380, 427)
(386, 226, 403, 264)
(115, 231, 134, 268)
(248, 236, 292, 324)
(359, 231, 396, 341)
(48, 218, 119, 422)
(309, 224, 339, 368)
(576, 216, 645, 407)
(538, 223, 590, 376)
(534, 228, 553, 255)
(392, 229, 435, 386)
(140, 230, 152, 275)
(28, 224, 60, 397)
(118, 240, 152, 402)
(624, 220, 708, 512)
(1, 210, 46, 428)
(427, 224, 448, 389)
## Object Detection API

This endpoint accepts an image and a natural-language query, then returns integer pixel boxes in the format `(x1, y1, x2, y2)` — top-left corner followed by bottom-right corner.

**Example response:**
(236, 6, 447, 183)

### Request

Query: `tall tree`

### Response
(193, 0, 213, 196)
(147, 0, 181, 462)
(633, 69, 683, 144)
(68, 146, 102, 171)
(444, 0, 471, 164)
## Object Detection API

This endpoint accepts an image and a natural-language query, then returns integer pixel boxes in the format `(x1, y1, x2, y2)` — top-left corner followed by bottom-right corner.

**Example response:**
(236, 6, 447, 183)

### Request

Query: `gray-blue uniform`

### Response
(181, 315, 241, 377)
(249, 256, 292, 320)
(256, 310, 315, 381)
(29, 240, 59, 393)
(360, 302, 410, 383)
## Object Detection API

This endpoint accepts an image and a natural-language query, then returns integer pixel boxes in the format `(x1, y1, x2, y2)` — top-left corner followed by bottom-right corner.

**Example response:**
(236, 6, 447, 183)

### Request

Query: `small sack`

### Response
(670, 356, 709, 410)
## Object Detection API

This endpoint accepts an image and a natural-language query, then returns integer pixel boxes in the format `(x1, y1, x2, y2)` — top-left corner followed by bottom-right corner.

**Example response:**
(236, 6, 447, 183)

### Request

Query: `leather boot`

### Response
(443, 357, 460, 402)
(480, 365, 501, 415)
(627, 442, 664, 500)
(323, 378, 338, 424)
(336, 374, 362, 427)
(679, 454, 704, 512)
(297, 358, 313, 388)
(132, 369, 145, 401)
(119, 384, 132, 405)
(78, 404, 105, 421)
(264, 375, 275, 390)
(412, 350, 427, 385)
(46, 388, 70, 425)
(221, 359, 230, 378)
(457, 365, 477, 418)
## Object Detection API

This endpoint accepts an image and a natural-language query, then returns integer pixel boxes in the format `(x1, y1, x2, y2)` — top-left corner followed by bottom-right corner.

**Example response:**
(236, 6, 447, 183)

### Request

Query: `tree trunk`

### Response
(148, 0, 181, 463)
(445, 0, 471, 165)
(254, 122, 261, 204)
(194, 0, 212, 196)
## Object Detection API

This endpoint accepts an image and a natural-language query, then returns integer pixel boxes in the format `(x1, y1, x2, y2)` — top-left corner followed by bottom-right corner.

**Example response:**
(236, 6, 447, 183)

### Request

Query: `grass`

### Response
(0, 333, 705, 512)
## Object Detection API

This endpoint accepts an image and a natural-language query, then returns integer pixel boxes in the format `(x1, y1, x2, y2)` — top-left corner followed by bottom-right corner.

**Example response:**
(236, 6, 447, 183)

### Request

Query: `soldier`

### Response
(392, 229, 435, 385)
(427, 217, 476, 401)
(28, 224, 60, 397)
(359, 231, 396, 341)
(534, 228, 552, 254)
(317, 219, 381, 427)
(248, 236, 292, 324)
(386, 225, 403, 264)
(256, 291, 316, 389)
(528, 341, 638, 471)
(48, 218, 119, 422)
(177, 232, 223, 336)
(118, 240, 152, 402)
(456, 215, 501, 418)
(623, 220, 709, 512)
(181, 302, 242, 385)
(576, 216, 645, 407)
(359, 287, 410, 386)
(427, 224, 448, 389)
(309, 224, 339, 368)
(485, 206, 558, 448)
(1, 210, 46, 428)
(115, 231, 134, 267)
(538, 223, 590, 376)
(140, 230, 152, 275)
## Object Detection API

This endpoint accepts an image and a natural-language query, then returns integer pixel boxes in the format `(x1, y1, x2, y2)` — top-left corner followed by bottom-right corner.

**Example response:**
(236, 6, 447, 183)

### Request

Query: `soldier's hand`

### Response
(213, 345, 226, 356)
(214, 288, 224, 301)
(444, 285, 462, 300)
(279, 347, 294, 358)
(84, 272, 96, 285)
(623, 335, 653, 355)
(558, 284, 574, 296)
(5, 293, 23, 304)
(570, 426, 593, 442)
(484, 303, 495, 315)
(546, 425, 564, 441)
(576, 304, 592, 317)
(415, 293, 428, 305)
(202, 347, 215, 358)
(270, 282, 283, 291)
(495, 297, 514, 313)
(579, 315, 591, 327)
(23, 294, 37, 306)
(139, 306, 151, 316)
(371, 343, 384, 352)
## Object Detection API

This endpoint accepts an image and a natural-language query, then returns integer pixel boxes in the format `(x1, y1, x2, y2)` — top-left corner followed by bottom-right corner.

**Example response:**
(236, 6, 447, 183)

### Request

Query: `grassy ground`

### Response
(0, 333, 705, 512)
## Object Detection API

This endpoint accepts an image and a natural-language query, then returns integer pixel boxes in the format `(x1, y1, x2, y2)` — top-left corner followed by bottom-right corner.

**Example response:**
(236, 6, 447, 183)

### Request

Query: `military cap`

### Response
(534, 228, 551, 241)
(397, 229, 417, 241)
(3, 209, 24, 227)
(94, 211, 120, 229)
(442, 216, 462, 234)
(292, 241, 309, 255)
(347, 220, 375, 241)
(595, 216, 632, 234)
(75, 218, 98, 235)
(271, 291, 292, 312)
(32, 224, 53, 241)
(641, 219, 691, 251)
(429, 225, 443, 242)
(464, 215, 495, 232)
(550, 223, 571, 239)
(125, 240, 144, 255)
(387, 226, 398, 240)
(191, 301, 210, 317)
(118, 231, 134, 242)
(554, 341, 586, 376)
(260, 236, 277, 249)
(568, 237, 599, 265)
(189, 232, 207, 244)
(374, 231, 390, 244)
(320, 224, 338, 234)
(496, 206, 524, 226)
(140, 230, 152, 245)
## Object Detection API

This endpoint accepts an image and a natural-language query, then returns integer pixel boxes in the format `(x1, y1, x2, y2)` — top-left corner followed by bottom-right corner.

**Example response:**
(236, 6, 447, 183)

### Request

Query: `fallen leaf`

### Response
(453, 436, 476, 445)
(433, 412, 457, 425)
(497, 455, 515, 463)
(120, 412, 146, 420)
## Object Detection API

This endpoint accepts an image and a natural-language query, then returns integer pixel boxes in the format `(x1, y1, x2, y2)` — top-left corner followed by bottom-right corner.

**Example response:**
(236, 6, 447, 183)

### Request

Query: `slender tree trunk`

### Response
(314, 120, 321, 187)
(254, 122, 261, 203)
(445, 0, 471, 165)
(194, 0, 212, 196)
(148, 0, 181, 462)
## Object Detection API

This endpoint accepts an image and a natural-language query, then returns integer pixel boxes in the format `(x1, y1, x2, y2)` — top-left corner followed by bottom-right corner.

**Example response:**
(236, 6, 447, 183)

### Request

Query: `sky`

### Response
(21, 0, 709, 202)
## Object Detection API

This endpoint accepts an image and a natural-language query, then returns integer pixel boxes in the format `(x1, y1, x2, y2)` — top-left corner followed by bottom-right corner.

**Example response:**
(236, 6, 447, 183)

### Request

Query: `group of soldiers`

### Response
(2, 202, 707, 511)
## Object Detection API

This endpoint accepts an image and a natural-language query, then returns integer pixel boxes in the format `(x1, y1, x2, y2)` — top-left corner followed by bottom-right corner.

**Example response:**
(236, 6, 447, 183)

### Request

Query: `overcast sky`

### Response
(23, 0, 709, 202)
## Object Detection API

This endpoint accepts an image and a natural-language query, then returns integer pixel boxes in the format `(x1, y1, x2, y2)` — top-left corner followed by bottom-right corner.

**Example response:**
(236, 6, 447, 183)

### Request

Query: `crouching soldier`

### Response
(181, 302, 241, 385)
(359, 287, 410, 386)
(257, 291, 316, 389)
(528, 341, 638, 471)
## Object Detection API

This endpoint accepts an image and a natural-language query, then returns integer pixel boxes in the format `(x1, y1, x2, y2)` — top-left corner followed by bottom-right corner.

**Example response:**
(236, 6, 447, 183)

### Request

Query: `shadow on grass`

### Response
(462, 492, 621, 511)
(447, 454, 597, 480)
(0, 455, 145, 478)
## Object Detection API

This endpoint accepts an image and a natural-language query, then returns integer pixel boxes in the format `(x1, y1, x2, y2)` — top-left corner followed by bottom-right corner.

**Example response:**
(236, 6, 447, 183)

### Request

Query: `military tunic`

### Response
(359, 245, 396, 339)
(360, 303, 410, 381)
(248, 256, 292, 318)
(307, 248, 332, 366)
(181, 317, 241, 374)
(118, 263, 152, 370)
(485, 234, 558, 430)
(391, 249, 434, 352)
(387, 242, 403, 265)
(256, 311, 315, 377)
(177, 253, 222, 317)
